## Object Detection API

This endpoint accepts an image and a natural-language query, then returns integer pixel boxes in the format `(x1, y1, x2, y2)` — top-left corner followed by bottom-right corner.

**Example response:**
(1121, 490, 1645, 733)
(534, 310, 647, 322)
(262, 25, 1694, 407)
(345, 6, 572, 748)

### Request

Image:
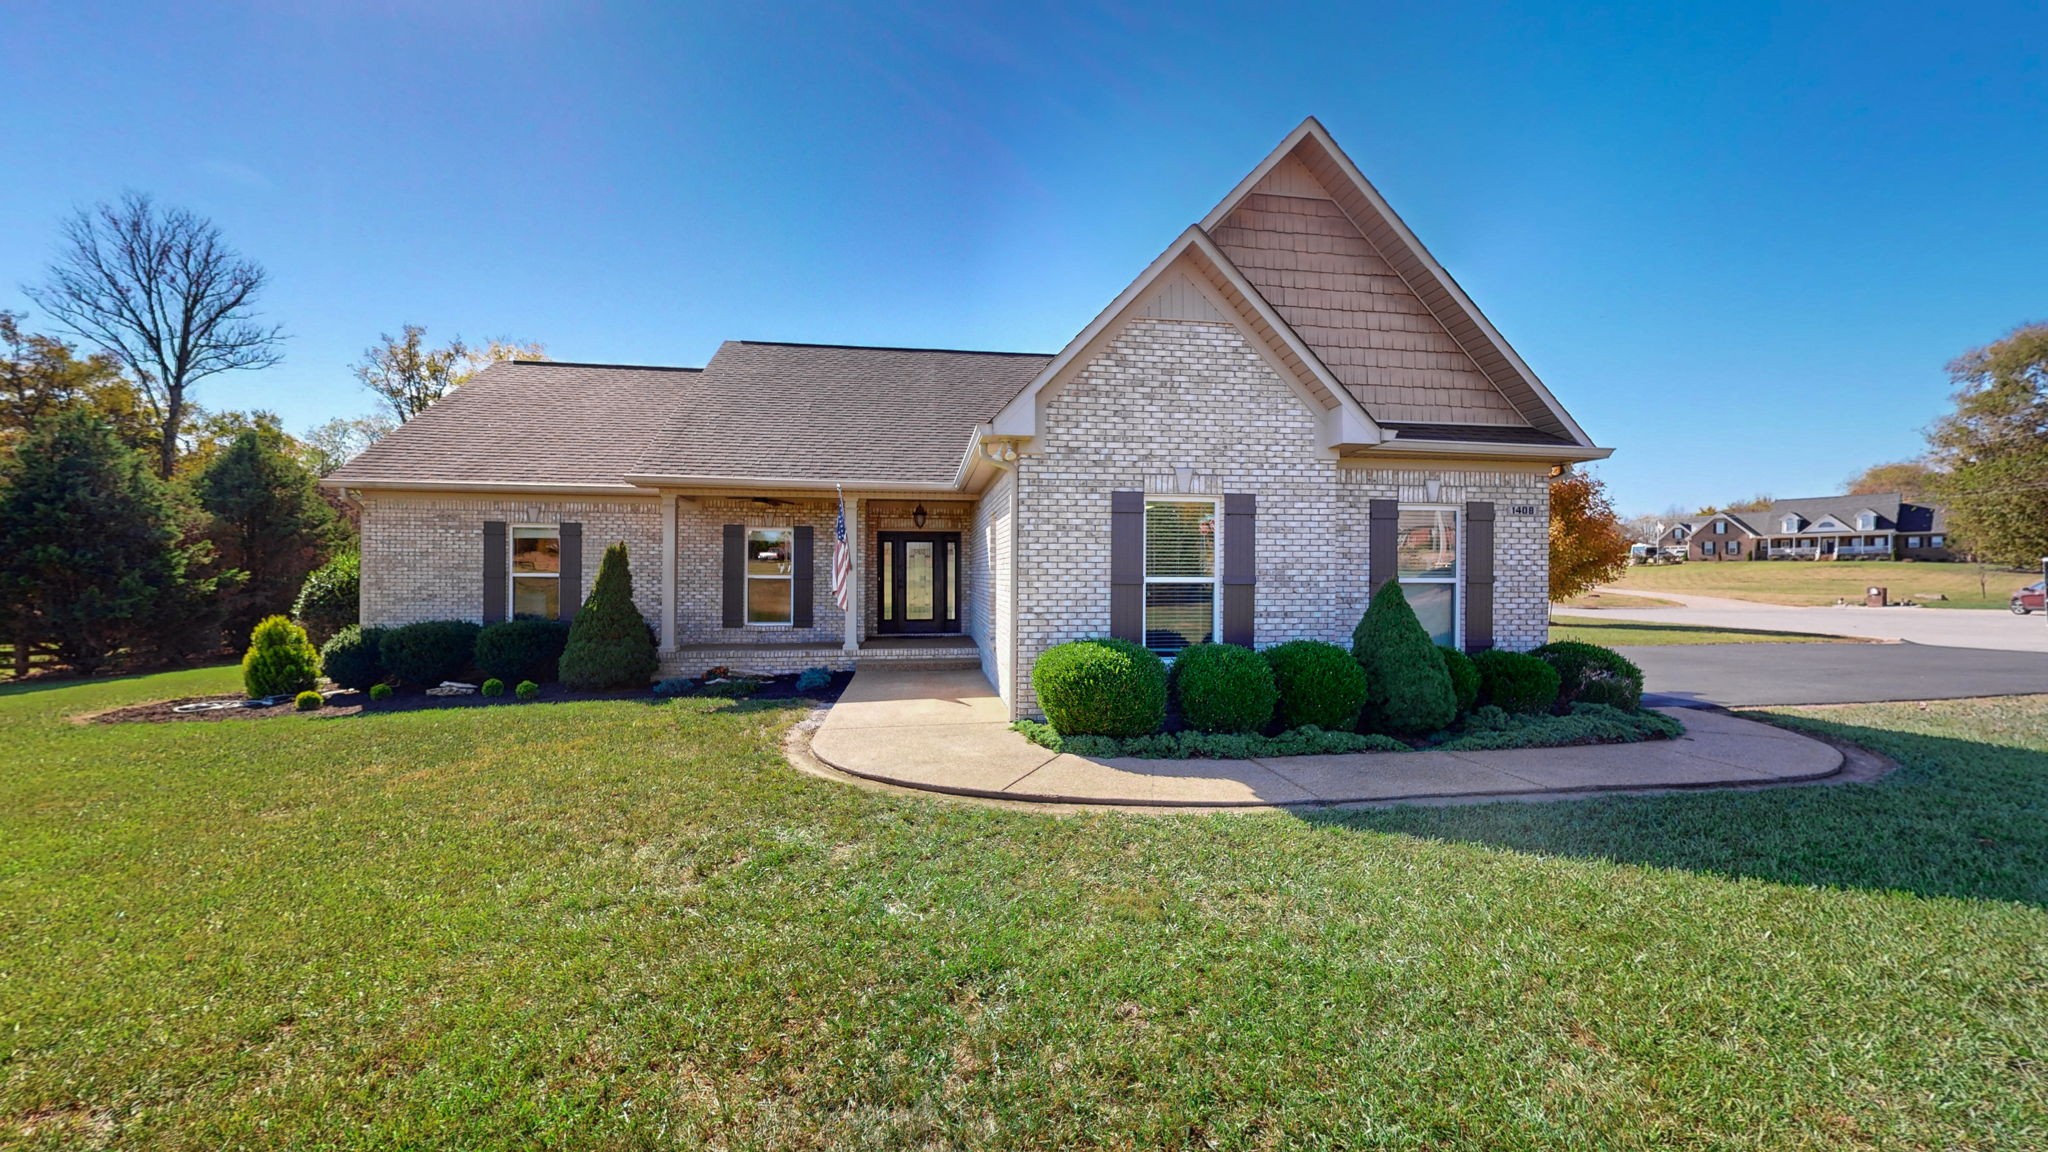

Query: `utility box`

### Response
(1866, 586, 1888, 607)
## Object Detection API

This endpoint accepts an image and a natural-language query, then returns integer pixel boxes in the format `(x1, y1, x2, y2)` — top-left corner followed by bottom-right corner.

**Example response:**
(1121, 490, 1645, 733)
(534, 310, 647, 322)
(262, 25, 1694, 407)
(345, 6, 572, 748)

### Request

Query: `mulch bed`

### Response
(83, 670, 854, 725)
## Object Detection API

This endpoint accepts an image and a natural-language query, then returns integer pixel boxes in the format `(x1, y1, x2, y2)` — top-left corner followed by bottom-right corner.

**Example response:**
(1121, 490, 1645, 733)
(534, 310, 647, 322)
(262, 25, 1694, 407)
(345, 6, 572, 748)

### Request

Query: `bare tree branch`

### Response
(25, 192, 283, 476)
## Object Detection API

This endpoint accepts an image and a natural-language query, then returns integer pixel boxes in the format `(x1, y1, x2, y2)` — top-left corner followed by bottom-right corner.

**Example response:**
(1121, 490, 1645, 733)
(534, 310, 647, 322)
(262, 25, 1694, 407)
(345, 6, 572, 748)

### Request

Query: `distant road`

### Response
(1581, 590, 2048, 654)
(1627, 642, 2048, 707)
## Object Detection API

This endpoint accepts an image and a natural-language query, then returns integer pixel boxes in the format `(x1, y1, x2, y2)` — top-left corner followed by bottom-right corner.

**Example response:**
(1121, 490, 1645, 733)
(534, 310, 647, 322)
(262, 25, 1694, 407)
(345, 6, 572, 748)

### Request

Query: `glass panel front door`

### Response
(877, 532, 960, 634)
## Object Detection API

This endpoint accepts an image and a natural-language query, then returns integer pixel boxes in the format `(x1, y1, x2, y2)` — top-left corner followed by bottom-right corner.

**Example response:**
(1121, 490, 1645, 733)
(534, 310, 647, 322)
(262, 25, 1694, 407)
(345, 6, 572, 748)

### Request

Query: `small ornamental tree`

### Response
(1549, 471, 1631, 602)
(1350, 581, 1457, 735)
(558, 542, 657, 690)
(242, 615, 320, 698)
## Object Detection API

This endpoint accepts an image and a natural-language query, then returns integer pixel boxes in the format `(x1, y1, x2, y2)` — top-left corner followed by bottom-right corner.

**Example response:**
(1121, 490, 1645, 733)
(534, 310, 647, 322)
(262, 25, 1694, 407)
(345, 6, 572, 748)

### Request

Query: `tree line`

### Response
(1, 194, 542, 676)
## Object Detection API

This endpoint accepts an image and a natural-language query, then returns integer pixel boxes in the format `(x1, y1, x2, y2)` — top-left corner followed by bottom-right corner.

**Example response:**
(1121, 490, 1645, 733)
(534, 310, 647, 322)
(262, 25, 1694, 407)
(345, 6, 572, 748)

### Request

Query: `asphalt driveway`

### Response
(1587, 591, 2048, 652)
(1627, 641, 2048, 707)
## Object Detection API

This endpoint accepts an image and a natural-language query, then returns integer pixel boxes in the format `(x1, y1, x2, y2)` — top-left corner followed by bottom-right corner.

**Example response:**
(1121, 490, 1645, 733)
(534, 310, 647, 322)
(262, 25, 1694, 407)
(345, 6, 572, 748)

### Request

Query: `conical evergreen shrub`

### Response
(1350, 581, 1457, 735)
(558, 542, 657, 690)
(242, 615, 321, 699)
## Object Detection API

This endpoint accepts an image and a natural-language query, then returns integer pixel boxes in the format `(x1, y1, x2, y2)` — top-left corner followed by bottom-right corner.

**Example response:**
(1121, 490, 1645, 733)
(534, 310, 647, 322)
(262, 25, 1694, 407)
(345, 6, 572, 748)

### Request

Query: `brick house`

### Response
(1658, 495, 1951, 562)
(326, 119, 1610, 719)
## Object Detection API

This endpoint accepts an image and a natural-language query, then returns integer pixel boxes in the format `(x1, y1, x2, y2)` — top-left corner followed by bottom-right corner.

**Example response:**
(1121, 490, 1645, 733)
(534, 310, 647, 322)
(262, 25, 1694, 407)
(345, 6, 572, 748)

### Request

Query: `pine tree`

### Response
(0, 410, 221, 673)
(558, 542, 657, 690)
(193, 427, 342, 642)
(1350, 581, 1457, 735)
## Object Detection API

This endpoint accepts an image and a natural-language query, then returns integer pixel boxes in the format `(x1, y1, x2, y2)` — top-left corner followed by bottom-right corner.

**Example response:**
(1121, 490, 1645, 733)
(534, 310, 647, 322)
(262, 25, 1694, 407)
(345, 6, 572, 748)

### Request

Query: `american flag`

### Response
(830, 490, 852, 611)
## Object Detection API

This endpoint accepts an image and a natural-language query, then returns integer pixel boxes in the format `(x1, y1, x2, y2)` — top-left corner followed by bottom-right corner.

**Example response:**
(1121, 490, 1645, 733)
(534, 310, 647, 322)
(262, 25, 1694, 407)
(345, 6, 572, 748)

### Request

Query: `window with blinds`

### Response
(1144, 500, 1217, 654)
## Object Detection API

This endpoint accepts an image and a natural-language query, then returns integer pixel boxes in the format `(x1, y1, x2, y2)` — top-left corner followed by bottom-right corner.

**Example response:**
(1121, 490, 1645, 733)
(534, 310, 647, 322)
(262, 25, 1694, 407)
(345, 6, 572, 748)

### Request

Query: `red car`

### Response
(2013, 581, 2046, 614)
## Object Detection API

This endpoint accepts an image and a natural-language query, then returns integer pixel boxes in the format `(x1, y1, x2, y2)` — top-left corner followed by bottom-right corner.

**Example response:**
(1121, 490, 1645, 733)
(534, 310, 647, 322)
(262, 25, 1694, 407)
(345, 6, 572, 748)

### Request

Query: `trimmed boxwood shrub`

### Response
(379, 620, 482, 687)
(1532, 640, 1645, 711)
(291, 548, 359, 645)
(294, 690, 323, 711)
(481, 678, 506, 697)
(559, 542, 658, 690)
(319, 625, 385, 692)
(1351, 582, 1457, 735)
(1262, 639, 1369, 731)
(368, 682, 393, 701)
(1169, 643, 1277, 734)
(1438, 645, 1480, 715)
(515, 679, 540, 700)
(1472, 649, 1561, 714)
(243, 615, 321, 699)
(475, 618, 572, 684)
(1031, 637, 1167, 737)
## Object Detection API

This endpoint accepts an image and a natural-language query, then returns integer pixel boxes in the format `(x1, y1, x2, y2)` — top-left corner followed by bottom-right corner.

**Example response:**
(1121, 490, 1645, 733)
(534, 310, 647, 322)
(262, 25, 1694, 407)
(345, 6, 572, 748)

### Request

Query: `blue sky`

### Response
(2, 2, 2042, 514)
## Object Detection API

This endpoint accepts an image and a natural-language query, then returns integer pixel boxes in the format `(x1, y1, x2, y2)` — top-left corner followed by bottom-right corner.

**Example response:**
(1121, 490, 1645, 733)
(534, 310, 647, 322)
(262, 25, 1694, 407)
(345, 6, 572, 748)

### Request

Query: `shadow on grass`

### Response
(1303, 715, 2048, 908)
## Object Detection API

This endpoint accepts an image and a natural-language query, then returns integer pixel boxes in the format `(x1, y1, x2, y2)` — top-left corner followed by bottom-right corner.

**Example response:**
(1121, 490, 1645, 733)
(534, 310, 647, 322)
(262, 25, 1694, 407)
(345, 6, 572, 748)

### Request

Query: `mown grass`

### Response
(1551, 590, 1680, 610)
(1549, 616, 1857, 646)
(3, 667, 2044, 1148)
(1611, 559, 2029, 610)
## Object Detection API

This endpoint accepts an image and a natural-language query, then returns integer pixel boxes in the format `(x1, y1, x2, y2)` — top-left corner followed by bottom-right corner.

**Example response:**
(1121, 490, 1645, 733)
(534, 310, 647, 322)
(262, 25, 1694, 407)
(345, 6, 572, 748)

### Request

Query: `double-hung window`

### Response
(746, 527, 794, 625)
(1702, 540, 1716, 556)
(1396, 506, 1458, 646)
(510, 526, 560, 619)
(1143, 500, 1217, 655)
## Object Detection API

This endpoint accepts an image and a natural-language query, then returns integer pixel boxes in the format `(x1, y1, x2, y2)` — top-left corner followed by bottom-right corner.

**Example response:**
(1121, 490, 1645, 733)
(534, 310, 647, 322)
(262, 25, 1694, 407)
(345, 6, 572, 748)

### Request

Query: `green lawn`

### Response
(1550, 615, 1857, 646)
(1612, 559, 2030, 610)
(3, 668, 2045, 1148)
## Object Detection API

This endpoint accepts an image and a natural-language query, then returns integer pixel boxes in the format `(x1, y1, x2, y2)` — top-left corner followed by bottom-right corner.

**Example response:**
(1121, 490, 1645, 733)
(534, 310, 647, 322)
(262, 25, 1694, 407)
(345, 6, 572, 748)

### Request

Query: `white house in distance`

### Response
(326, 118, 1611, 719)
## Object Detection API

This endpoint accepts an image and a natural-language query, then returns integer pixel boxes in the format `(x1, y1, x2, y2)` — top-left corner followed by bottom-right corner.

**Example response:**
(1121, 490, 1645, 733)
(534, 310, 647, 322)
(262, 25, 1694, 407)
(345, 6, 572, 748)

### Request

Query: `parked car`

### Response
(2012, 581, 2046, 614)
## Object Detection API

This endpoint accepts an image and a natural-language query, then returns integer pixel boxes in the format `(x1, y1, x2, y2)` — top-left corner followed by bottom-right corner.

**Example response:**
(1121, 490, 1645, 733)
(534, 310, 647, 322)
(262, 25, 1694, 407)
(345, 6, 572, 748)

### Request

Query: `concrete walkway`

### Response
(806, 666, 1844, 809)
(1581, 589, 2048, 653)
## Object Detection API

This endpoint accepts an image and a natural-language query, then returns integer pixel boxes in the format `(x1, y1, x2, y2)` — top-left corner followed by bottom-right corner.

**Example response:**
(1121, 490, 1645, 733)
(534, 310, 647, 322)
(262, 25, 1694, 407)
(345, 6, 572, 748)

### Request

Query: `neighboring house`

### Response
(325, 118, 1610, 720)
(1657, 494, 1950, 562)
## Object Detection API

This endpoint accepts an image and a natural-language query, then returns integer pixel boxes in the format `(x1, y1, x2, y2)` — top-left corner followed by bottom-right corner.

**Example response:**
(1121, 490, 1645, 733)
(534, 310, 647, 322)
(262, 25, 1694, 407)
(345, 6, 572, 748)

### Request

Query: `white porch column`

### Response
(843, 495, 861, 653)
(659, 492, 677, 653)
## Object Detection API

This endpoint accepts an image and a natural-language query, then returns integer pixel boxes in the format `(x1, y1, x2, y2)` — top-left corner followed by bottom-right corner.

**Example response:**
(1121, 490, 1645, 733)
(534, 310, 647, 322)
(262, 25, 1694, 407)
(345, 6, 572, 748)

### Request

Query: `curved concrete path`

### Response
(806, 666, 1843, 809)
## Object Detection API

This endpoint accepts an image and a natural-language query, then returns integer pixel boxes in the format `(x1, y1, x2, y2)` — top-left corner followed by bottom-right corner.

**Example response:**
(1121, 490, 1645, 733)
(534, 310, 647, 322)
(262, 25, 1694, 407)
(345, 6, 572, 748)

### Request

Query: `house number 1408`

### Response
(1509, 504, 1537, 516)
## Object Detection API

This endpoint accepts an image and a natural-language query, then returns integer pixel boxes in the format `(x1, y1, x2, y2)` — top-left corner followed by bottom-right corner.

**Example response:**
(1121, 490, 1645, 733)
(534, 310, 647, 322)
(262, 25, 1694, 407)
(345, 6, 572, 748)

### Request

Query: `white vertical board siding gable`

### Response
(1010, 316, 1335, 719)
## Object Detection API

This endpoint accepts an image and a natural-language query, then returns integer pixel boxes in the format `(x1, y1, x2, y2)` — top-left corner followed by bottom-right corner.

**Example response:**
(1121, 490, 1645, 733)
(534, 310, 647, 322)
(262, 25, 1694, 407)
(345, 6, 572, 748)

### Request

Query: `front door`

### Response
(877, 532, 960, 634)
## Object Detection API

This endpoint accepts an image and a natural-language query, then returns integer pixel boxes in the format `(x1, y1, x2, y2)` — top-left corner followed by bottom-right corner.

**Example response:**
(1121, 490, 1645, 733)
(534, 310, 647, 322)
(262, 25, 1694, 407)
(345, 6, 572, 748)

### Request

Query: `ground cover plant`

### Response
(1610, 558, 2027, 609)
(1548, 616, 1857, 646)
(1, 668, 2043, 1148)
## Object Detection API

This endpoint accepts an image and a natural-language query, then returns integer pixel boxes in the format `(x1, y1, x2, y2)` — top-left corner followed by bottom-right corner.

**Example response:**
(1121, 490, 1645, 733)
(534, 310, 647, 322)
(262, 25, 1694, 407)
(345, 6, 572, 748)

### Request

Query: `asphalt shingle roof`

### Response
(629, 341, 1053, 486)
(326, 361, 691, 488)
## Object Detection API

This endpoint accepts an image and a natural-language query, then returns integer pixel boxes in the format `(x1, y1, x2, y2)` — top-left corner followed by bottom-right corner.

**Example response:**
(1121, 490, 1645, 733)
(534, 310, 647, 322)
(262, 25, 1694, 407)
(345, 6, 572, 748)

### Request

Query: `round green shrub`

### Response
(291, 548, 359, 645)
(481, 678, 506, 697)
(294, 690, 323, 711)
(319, 625, 386, 692)
(378, 620, 482, 686)
(475, 618, 572, 684)
(1168, 643, 1278, 734)
(1351, 582, 1457, 735)
(242, 615, 321, 699)
(1437, 645, 1480, 715)
(1031, 638, 1167, 737)
(368, 682, 393, 702)
(1531, 640, 1645, 711)
(1472, 649, 1561, 714)
(1261, 639, 1368, 731)
(559, 542, 658, 690)
(515, 679, 540, 701)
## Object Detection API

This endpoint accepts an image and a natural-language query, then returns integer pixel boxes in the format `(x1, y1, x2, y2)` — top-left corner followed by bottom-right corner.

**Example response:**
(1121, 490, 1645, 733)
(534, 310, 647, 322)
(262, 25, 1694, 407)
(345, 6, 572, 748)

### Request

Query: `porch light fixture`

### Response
(912, 503, 927, 528)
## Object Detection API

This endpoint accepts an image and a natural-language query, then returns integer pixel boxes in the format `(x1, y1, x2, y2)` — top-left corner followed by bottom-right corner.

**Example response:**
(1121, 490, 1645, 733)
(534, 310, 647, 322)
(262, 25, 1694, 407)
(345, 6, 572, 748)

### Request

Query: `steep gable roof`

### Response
(325, 361, 692, 492)
(1199, 118, 1593, 445)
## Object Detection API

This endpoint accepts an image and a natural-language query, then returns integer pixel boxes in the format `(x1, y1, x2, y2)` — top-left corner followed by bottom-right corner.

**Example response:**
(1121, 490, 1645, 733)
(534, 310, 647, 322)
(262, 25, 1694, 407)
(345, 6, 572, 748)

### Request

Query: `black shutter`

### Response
(721, 525, 745, 628)
(558, 522, 583, 622)
(792, 525, 815, 629)
(1221, 493, 1255, 647)
(1368, 499, 1399, 595)
(1109, 490, 1144, 643)
(482, 521, 507, 624)
(1464, 501, 1494, 652)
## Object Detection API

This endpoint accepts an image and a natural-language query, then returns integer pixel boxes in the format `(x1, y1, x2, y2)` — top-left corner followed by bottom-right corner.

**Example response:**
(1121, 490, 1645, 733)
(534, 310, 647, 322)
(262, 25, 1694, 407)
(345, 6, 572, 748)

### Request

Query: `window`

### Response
(1714, 521, 1726, 534)
(1857, 512, 1877, 531)
(746, 527, 793, 625)
(510, 526, 560, 619)
(1782, 516, 1800, 533)
(1932, 534, 1945, 547)
(1673, 527, 1688, 540)
(1727, 540, 1741, 555)
(1906, 536, 1921, 548)
(1702, 541, 1716, 555)
(1143, 500, 1217, 655)
(1397, 507, 1458, 647)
